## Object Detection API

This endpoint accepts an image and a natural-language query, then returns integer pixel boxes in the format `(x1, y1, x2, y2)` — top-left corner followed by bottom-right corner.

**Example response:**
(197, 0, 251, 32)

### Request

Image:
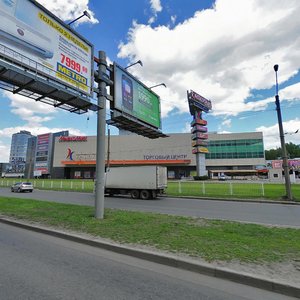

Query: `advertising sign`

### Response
(192, 140, 208, 147)
(34, 133, 51, 174)
(188, 90, 212, 113)
(192, 147, 209, 154)
(59, 136, 87, 142)
(191, 118, 207, 126)
(191, 125, 208, 133)
(0, 0, 93, 95)
(113, 64, 161, 129)
(271, 159, 300, 170)
(191, 132, 208, 140)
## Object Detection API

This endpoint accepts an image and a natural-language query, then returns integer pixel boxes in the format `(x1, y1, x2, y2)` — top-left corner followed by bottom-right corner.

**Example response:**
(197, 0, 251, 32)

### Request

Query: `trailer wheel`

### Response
(131, 190, 140, 199)
(140, 190, 151, 200)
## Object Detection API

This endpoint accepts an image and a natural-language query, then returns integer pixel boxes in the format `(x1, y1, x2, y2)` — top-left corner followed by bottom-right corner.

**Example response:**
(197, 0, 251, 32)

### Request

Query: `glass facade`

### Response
(9, 130, 33, 173)
(206, 139, 264, 159)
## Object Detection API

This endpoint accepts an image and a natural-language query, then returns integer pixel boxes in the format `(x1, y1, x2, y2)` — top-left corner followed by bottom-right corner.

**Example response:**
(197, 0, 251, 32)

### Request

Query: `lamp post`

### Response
(149, 83, 166, 89)
(68, 10, 91, 26)
(274, 64, 293, 201)
(125, 60, 143, 69)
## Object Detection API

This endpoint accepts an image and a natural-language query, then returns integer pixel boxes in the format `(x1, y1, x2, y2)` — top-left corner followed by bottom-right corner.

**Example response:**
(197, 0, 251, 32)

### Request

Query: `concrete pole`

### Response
(274, 65, 293, 201)
(95, 51, 107, 218)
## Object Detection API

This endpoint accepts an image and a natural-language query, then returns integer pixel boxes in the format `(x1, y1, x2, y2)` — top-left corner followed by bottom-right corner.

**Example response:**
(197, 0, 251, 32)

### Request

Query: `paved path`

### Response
(1, 222, 296, 300)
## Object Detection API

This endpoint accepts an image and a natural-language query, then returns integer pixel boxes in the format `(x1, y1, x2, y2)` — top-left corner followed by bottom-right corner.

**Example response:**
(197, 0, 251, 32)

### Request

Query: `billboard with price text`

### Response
(0, 0, 93, 95)
(113, 63, 161, 129)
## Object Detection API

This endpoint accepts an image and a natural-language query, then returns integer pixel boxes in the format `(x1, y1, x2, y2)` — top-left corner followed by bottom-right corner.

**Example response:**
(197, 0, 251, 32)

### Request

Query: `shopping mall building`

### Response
(51, 132, 266, 179)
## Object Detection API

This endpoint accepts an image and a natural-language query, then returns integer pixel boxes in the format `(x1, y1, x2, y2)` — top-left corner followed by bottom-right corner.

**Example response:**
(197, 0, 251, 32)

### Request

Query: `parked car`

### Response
(11, 182, 33, 193)
(218, 175, 227, 181)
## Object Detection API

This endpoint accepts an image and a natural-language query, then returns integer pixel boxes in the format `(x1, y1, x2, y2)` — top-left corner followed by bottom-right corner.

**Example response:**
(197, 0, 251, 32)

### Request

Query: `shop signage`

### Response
(191, 132, 208, 140)
(59, 136, 87, 142)
(192, 147, 209, 154)
(187, 90, 212, 113)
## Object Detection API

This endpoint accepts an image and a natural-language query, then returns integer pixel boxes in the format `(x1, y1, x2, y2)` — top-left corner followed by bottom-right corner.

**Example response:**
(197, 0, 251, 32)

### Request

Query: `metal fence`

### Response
(1, 179, 299, 200)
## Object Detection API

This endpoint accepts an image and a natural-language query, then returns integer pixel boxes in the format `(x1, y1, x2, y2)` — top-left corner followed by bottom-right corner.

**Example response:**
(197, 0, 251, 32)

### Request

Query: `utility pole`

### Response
(95, 51, 108, 218)
(274, 64, 293, 201)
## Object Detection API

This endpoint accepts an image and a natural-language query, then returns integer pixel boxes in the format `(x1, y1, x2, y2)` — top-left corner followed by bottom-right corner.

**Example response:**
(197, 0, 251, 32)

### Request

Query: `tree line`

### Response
(265, 142, 300, 160)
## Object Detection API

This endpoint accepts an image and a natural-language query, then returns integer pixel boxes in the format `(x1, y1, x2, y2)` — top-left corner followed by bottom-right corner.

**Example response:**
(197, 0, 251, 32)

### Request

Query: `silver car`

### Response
(11, 182, 33, 193)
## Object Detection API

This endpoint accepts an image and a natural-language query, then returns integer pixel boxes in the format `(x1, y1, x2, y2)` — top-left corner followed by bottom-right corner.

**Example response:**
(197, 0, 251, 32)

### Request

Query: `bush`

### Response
(193, 175, 209, 181)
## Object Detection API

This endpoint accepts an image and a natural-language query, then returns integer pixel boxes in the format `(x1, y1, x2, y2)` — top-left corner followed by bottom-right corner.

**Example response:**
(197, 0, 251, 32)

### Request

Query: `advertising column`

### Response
(187, 90, 212, 177)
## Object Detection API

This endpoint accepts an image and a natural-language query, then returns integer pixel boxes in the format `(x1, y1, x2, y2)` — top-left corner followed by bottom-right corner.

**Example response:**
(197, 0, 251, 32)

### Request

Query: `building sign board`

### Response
(0, 0, 93, 95)
(187, 90, 212, 114)
(59, 136, 87, 142)
(192, 146, 209, 154)
(113, 63, 161, 129)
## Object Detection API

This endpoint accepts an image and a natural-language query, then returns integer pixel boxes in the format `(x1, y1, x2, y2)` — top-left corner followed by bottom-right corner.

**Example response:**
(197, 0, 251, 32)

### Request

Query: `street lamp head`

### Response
(149, 83, 167, 89)
(68, 10, 92, 25)
(125, 60, 143, 69)
(136, 60, 143, 67)
(83, 10, 91, 19)
(274, 64, 279, 72)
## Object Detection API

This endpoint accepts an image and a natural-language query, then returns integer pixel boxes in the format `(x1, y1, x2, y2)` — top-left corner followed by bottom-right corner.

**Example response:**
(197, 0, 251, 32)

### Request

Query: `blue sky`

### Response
(1, 0, 300, 162)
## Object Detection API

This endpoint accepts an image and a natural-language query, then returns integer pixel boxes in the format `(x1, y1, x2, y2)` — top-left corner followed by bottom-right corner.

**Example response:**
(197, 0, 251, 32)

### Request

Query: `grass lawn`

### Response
(1, 196, 300, 263)
(167, 181, 300, 201)
(1, 178, 299, 201)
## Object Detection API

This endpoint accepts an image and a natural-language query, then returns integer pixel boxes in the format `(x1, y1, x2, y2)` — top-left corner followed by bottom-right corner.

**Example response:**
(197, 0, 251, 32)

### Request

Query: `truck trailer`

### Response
(104, 166, 167, 200)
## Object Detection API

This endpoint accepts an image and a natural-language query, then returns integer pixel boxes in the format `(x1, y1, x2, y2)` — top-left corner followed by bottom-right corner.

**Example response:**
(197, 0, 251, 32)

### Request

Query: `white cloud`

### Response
(0, 141, 10, 162)
(3, 92, 56, 126)
(37, 0, 99, 25)
(118, 0, 300, 119)
(256, 118, 300, 150)
(149, 0, 162, 13)
(183, 122, 191, 133)
(221, 119, 231, 127)
(0, 126, 85, 162)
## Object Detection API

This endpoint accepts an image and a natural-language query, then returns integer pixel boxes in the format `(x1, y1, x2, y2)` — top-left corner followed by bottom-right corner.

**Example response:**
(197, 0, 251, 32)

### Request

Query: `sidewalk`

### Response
(1, 216, 299, 299)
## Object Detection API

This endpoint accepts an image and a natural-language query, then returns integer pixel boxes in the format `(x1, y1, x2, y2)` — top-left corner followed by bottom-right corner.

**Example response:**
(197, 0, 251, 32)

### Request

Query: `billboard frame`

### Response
(111, 63, 162, 129)
(0, 0, 98, 114)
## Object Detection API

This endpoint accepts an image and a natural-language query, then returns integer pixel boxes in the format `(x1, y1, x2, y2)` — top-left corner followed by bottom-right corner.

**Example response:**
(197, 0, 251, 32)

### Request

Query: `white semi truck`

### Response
(104, 166, 167, 200)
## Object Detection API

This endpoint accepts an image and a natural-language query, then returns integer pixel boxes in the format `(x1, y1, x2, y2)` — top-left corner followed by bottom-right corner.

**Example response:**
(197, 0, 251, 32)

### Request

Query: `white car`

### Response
(11, 182, 33, 193)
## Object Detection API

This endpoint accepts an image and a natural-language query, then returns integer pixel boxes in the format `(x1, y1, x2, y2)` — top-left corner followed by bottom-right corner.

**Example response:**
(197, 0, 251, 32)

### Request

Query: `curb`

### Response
(1, 217, 299, 298)
(167, 195, 300, 205)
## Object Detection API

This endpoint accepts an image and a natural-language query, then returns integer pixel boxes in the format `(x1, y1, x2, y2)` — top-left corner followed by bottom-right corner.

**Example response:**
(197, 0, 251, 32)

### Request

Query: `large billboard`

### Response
(113, 63, 161, 129)
(34, 133, 51, 174)
(0, 0, 93, 95)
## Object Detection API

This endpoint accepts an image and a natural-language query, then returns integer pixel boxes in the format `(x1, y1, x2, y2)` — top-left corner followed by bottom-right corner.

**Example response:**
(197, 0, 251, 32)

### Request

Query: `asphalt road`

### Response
(1, 222, 296, 300)
(1, 187, 300, 227)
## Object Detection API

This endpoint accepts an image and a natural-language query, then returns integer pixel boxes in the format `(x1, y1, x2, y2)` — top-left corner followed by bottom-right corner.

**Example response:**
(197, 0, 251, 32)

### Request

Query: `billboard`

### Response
(0, 0, 93, 95)
(113, 63, 161, 129)
(34, 133, 51, 174)
(187, 90, 212, 114)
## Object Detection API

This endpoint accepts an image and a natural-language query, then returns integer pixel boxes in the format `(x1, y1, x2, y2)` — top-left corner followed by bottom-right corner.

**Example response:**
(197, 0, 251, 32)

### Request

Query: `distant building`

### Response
(25, 131, 69, 178)
(0, 162, 10, 177)
(9, 130, 33, 175)
(24, 136, 37, 179)
(51, 132, 266, 179)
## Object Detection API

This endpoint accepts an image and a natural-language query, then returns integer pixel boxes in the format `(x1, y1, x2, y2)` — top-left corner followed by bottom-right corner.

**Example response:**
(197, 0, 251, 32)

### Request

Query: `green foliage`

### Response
(265, 142, 300, 160)
(1, 197, 300, 263)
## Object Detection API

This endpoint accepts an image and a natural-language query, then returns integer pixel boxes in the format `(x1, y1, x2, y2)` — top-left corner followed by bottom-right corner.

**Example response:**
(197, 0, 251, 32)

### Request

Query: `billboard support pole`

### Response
(95, 51, 107, 219)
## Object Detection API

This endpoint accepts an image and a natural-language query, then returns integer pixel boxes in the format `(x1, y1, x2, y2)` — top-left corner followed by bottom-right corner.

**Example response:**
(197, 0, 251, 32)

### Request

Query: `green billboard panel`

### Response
(113, 64, 161, 129)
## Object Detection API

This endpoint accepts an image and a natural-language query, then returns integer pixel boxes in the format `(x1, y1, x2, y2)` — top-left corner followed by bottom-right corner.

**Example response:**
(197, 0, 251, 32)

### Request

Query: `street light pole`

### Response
(274, 64, 293, 201)
(125, 60, 143, 69)
(95, 51, 107, 219)
(149, 83, 166, 89)
(68, 10, 91, 26)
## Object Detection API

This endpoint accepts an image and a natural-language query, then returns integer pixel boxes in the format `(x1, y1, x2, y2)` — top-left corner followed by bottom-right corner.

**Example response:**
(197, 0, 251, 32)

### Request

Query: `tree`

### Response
(265, 143, 300, 160)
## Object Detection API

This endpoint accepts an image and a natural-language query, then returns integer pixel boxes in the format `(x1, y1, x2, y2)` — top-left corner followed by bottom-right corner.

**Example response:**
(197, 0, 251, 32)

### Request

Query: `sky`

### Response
(1, 0, 300, 162)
